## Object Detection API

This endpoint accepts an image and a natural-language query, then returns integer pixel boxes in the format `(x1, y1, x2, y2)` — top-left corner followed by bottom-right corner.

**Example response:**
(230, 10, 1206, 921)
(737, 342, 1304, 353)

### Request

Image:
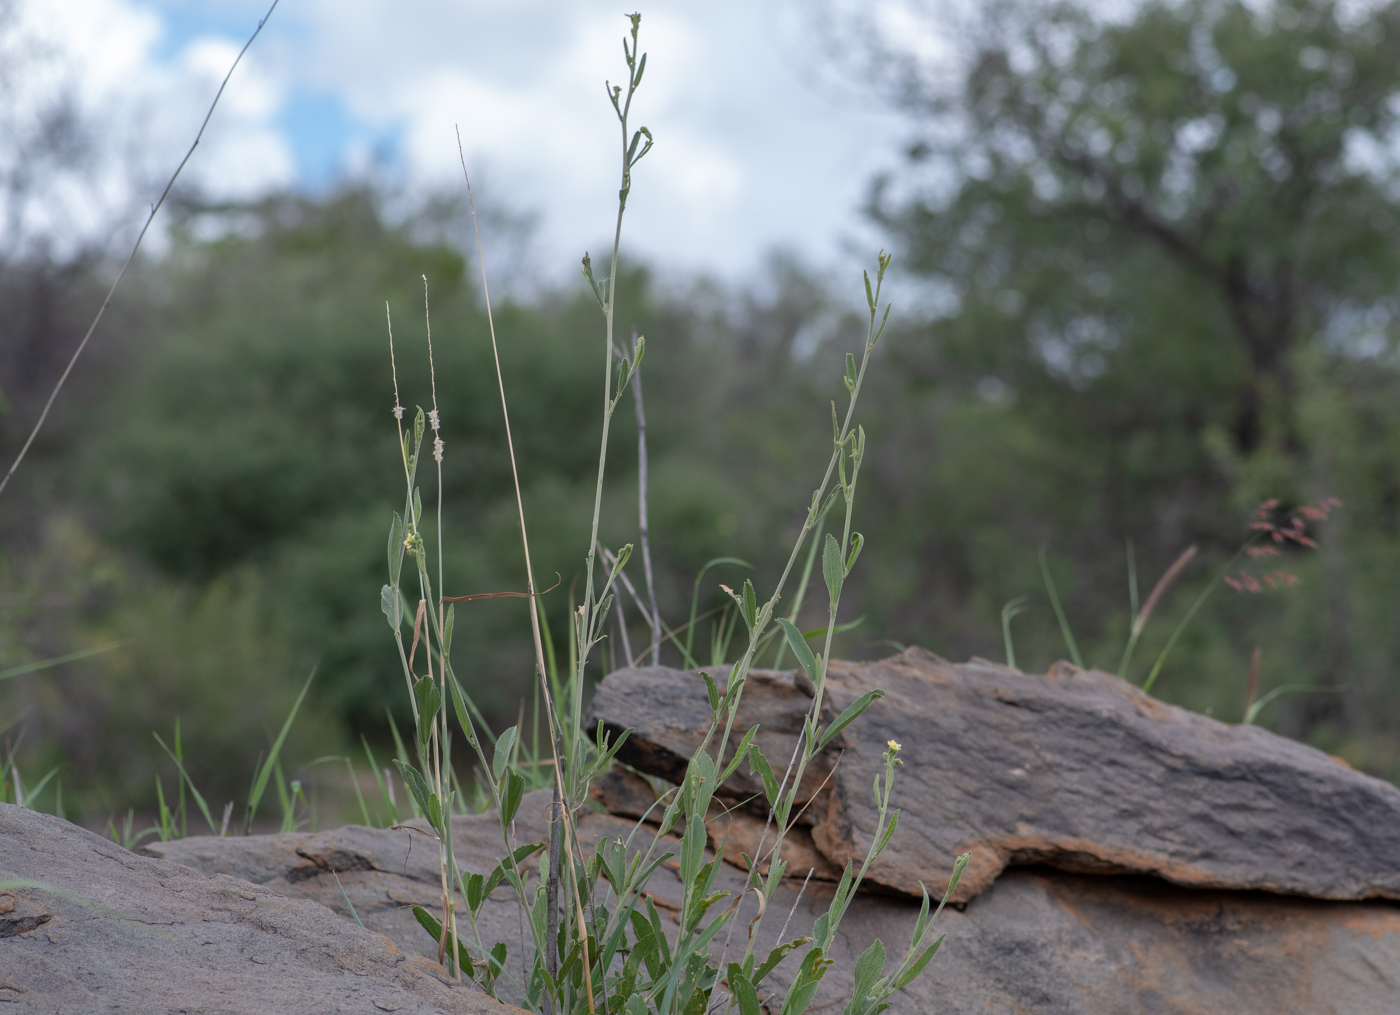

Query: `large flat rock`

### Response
(586, 650, 1400, 903)
(150, 788, 1400, 1014)
(0, 802, 521, 1015)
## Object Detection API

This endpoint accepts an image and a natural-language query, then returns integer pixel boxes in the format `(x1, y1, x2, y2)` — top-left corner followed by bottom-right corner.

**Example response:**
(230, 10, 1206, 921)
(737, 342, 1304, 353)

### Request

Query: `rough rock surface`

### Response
(0, 802, 522, 1015)
(151, 788, 1400, 1014)
(587, 650, 1400, 903)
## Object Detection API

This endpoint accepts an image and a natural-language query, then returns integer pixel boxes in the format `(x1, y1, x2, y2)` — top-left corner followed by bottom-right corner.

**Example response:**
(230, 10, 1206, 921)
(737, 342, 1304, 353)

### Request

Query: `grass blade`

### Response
(0, 641, 127, 682)
(153, 732, 218, 835)
(1038, 547, 1083, 668)
(244, 666, 316, 834)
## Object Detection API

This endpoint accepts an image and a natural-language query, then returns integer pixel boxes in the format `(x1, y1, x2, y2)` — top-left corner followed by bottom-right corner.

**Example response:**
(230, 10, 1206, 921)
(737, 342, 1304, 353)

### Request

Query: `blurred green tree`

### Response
(865, 0, 1400, 763)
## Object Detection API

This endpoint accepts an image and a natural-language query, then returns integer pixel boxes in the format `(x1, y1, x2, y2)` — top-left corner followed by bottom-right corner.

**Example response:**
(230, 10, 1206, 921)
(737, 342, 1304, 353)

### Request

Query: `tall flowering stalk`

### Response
(380, 14, 968, 1015)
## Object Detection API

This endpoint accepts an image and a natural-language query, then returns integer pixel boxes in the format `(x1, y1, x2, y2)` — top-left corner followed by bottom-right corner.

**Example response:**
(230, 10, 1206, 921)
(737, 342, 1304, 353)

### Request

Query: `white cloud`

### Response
(13, 0, 921, 281)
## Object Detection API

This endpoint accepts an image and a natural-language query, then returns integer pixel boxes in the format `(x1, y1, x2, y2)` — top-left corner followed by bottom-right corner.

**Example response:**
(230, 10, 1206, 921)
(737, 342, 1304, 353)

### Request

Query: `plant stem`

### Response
(630, 327, 662, 666)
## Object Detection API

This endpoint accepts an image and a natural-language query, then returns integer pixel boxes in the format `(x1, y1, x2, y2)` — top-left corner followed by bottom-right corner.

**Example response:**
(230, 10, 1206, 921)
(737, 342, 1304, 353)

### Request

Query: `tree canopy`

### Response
(866, 0, 1400, 757)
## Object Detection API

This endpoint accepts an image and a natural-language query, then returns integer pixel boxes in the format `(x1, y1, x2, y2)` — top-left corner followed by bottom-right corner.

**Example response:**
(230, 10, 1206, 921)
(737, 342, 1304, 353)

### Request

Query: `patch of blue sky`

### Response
(143, 0, 401, 191)
(277, 90, 403, 189)
(146, 0, 267, 63)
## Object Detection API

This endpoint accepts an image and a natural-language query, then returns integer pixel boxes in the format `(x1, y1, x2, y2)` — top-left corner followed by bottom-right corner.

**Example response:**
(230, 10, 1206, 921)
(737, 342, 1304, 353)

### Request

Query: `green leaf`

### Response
(894, 935, 944, 989)
(152, 732, 217, 835)
(702, 671, 721, 715)
(594, 593, 615, 640)
(863, 270, 875, 311)
(741, 579, 757, 631)
(720, 725, 760, 782)
(413, 676, 441, 750)
(816, 689, 885, 752)
(943, 851, 970, 903)
(411, 905, 472, 973)
(463, 871, 485, 913)
(492, 725, 518, 782)
(1038, 547, 1084, 669)
(876, 810, 899, 856)
(380, 584, 400, 630)
(499, 769, 527, 826)
(747, 744, 780, 807)
(392, 758, 434, 821)
(845, 532, 864, 576)
(822, 534, 844, 608)
(780, 947, 832, 1015)
(245, 667, 316, 831)
(387, 513, 403, 582)
(679, 812, 706, 885)
(776, 617, 820, 686)
(482, 842, 545, 902)
(581, 252, 609, 314)
(872, 303, 891, 347)
(850, 938, 886, 1004)
(685, 889, 731, 933)
(442, 603, 455, 656)
(845, 351, 858, 393)
(728, 965, 762, 1015)
(754, 936, 812, 985)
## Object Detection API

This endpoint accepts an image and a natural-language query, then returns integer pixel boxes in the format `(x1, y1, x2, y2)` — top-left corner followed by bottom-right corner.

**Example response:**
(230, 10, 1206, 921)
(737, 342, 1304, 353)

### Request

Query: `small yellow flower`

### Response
(887, 739, 902, 753)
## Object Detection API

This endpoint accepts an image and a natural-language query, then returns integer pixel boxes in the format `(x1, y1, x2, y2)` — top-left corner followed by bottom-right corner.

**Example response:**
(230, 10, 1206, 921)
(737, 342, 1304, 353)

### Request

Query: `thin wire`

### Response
(0, 0, 281, 499)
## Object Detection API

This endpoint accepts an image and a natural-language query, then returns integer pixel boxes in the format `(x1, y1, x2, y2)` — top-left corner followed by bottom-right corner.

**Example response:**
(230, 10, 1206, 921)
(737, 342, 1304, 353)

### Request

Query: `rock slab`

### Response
(0, 802, 521, 1015)
(587, 650, 1400, 903)
(152, 789, 1400, 1015)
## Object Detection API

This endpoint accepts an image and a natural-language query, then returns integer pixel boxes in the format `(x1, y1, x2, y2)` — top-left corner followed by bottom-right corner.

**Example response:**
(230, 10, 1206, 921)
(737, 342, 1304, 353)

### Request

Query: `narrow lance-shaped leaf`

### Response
(499, 769, 527, 827)
(875, 809, 900, 856)
(581, 252, 608, 314)
(413, 676, 442, 751)
(747, 744, 780, 807)
(411, 906, 473, 974)
(894, 935, 944, 990)
(822, 533, 844, 608)
(245, 667, 316, 830)
(776, 618, 820, 686)
(720, 724, 760, 782)
(817, 689, 885, 753)
(872, 303, 891, 347)
(387, 513, 403, 582)
(392, 759, 434, 821)
(702, 671, 721, 715)
(754, 936, 813, 985)
(492, 725, 518, 782)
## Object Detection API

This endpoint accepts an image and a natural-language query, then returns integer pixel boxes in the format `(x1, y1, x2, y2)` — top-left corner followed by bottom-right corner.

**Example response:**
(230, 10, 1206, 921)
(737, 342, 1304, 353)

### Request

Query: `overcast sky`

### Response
(15, 0, 939, 284)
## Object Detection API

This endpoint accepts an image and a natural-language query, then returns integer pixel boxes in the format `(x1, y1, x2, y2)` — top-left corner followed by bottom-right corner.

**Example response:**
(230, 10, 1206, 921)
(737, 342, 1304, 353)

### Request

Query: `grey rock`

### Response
(587, 650, 1400, 904)
(0, 802, 523, 1015)
(150, 788, 1400, 1015)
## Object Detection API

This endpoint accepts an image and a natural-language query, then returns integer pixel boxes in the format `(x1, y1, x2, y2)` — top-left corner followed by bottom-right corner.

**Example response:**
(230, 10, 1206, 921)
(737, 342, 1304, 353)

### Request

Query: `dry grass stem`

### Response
(0, 0, 282, 499)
